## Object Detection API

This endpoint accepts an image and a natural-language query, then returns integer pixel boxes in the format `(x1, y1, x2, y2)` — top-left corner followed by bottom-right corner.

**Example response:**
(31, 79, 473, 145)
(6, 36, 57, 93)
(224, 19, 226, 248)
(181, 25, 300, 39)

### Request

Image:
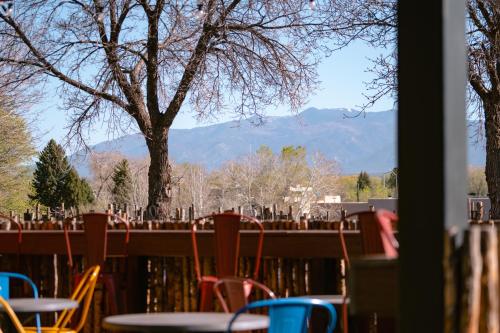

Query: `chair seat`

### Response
(199, 276, 218, 283)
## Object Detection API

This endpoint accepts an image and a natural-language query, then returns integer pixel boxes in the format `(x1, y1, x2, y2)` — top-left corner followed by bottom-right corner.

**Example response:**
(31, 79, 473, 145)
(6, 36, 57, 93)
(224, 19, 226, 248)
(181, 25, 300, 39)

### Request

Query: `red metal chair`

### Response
(191, 212, 264, 311)
(338, 209, 398, 333)
(373, 210, 399, 258)
(64, 213, 130, 315)
(213, 277, 276, 313)
(339, 210, 398, 269)
(0, 214, 23, 259)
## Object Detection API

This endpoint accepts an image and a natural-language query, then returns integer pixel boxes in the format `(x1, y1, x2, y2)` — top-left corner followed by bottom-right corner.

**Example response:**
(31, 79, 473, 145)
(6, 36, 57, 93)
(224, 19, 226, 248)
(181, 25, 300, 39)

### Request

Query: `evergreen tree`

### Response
(356, 171, 371, 202)
(31, 140, 93, 209)
(79, 178, 95, 206)
(30, 139, 72, 209)
(110, 159, 132, 206)
(63, 168, 94, 209)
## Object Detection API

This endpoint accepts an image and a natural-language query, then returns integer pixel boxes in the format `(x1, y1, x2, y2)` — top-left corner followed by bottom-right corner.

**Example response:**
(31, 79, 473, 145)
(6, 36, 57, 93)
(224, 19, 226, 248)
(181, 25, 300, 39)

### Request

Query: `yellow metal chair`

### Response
(1, 265, 100, 333)
(0, 295, 27, 333)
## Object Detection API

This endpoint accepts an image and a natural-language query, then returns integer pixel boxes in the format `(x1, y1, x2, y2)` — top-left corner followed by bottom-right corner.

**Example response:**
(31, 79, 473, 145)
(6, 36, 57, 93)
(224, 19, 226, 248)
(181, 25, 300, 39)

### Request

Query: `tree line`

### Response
(0, 117, 489, 218)
(1, 1, 499, 218)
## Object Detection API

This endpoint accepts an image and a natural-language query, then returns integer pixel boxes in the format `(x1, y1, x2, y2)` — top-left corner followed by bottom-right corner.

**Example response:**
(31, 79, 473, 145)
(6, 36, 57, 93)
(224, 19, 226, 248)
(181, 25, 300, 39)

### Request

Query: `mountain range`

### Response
(71, 108, 486, 176)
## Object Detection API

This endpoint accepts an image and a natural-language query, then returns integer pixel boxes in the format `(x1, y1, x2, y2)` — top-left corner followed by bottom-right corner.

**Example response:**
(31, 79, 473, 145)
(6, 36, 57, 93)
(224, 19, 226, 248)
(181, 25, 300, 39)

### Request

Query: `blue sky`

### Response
(31, 41, 394, 151)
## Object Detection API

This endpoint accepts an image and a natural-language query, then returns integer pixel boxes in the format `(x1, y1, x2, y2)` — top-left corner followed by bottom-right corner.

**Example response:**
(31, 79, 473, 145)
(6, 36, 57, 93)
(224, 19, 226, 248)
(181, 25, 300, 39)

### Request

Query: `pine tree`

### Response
(31, 139, 94, 209)
(356, 171, 371, 202)
(63, 168, 94, 209)
(30, 139, 72, 209)
(110, 159, 132, 206)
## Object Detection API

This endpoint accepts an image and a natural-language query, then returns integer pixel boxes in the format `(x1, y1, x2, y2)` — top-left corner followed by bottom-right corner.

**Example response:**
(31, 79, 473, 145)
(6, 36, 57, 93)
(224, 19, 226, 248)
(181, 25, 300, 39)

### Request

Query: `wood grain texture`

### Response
(0, 230, 362, 258)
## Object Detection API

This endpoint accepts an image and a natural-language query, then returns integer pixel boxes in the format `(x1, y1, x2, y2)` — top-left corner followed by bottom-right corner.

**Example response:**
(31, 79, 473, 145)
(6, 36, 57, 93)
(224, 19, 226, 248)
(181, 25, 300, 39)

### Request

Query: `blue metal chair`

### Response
(0, 272, 41, 332)
(227, 297, 337, 333)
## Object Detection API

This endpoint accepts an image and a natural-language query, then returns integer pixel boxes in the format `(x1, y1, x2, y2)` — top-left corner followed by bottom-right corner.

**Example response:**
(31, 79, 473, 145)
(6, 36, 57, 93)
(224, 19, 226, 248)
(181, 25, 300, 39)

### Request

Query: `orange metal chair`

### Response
(191, 212, 264, 311)
(2, 265, 100, 333)
(214, 277, 276, 313)
(64, 213, 130, 315)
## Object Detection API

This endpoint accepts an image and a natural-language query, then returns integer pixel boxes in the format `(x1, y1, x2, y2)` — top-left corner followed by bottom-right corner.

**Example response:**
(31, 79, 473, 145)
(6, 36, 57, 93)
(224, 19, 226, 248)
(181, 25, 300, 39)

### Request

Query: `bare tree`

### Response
(208, 160, 248, 212)
(467, 0, 500, 218)
(0, 1, 343, 218)
(171, 162, 210, 216)
(296, 152, 339, 218)
(89, 151, 149, 209)
(89, 151, 125, 205)
(207, 146, 340, 219)
(300, 0, 500, 218)
(468, 166, 488, 196)
(129, 157, 149, 209)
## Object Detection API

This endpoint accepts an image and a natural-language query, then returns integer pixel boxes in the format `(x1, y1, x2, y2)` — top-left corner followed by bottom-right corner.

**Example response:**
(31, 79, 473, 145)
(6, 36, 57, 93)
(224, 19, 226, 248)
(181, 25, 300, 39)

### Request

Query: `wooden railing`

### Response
(0, 229, 361, 258)
(0, 218, 359, 333)
(4, 216, 499, 332)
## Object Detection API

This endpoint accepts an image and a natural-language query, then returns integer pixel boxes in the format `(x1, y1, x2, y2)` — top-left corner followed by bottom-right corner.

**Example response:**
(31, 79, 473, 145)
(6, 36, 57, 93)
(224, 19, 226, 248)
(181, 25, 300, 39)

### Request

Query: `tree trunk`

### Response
(484, 99, 500, 219)
(146, 126, 172, 219)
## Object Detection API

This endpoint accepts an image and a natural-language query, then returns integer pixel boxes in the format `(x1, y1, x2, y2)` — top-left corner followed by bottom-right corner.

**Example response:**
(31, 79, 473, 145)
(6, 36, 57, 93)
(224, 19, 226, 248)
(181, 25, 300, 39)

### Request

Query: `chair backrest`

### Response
(191, 212, 264, 280)
(214, 277, 276, 313)
(355, 211, 385, 254)
(0, 272, 41, 331)
(54, 265, 100, 333)
(375, 210, 399, 258)
(0, 272, 38, 299)
(341, 210, 398, 264)
(64, 213, 130, 267)
(81, 213, 109, 267)
(0, 296, 27, 333)
(227, 297, 337, 333)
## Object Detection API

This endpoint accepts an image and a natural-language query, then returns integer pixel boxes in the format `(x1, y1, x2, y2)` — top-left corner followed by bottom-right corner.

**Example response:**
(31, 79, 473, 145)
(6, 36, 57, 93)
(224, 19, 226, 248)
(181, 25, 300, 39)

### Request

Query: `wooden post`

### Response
(476, 202, 484, 222)
(484, 227, 499, 332)
(460, 227, 482, 332)
(398, 0, 467, 331)
(35, 203, 40, 222)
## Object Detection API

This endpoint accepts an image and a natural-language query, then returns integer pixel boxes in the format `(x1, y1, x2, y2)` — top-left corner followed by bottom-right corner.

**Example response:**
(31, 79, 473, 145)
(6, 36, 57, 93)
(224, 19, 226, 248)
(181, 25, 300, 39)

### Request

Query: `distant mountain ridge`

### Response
(71, 108, 486, 176)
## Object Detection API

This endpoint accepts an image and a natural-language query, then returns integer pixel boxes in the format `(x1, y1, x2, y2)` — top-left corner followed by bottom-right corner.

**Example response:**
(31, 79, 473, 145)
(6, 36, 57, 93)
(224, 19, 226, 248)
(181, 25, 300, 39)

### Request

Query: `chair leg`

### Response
(101, 275, 119, 315)
(342, 302, 349, 333)
(199, 280, 216, 312)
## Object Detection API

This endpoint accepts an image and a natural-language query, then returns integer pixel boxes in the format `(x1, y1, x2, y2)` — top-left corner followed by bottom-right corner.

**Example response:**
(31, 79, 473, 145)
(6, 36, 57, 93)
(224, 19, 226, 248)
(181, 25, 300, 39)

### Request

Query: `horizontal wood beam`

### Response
(0, 230, 362, 258)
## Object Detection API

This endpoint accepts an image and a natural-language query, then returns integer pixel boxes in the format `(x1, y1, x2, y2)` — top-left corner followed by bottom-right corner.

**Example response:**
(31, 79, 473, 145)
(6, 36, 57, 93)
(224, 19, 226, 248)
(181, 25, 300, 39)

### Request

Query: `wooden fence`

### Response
(2, 211, 498, 333)
(0, 214, 362, 333)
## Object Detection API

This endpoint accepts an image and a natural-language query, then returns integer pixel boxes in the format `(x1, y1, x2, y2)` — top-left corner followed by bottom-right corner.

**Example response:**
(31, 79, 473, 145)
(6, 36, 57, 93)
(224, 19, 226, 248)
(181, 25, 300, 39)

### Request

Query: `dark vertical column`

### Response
(398, 0, 466, 332)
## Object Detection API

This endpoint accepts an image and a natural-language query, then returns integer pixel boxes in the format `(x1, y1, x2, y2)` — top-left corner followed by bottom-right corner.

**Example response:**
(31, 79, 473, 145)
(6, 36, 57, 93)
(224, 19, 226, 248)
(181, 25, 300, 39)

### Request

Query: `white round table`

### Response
(0, 298, 78, 312)
(301, 295, 350, 305)
(103, 312, 269, 332)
